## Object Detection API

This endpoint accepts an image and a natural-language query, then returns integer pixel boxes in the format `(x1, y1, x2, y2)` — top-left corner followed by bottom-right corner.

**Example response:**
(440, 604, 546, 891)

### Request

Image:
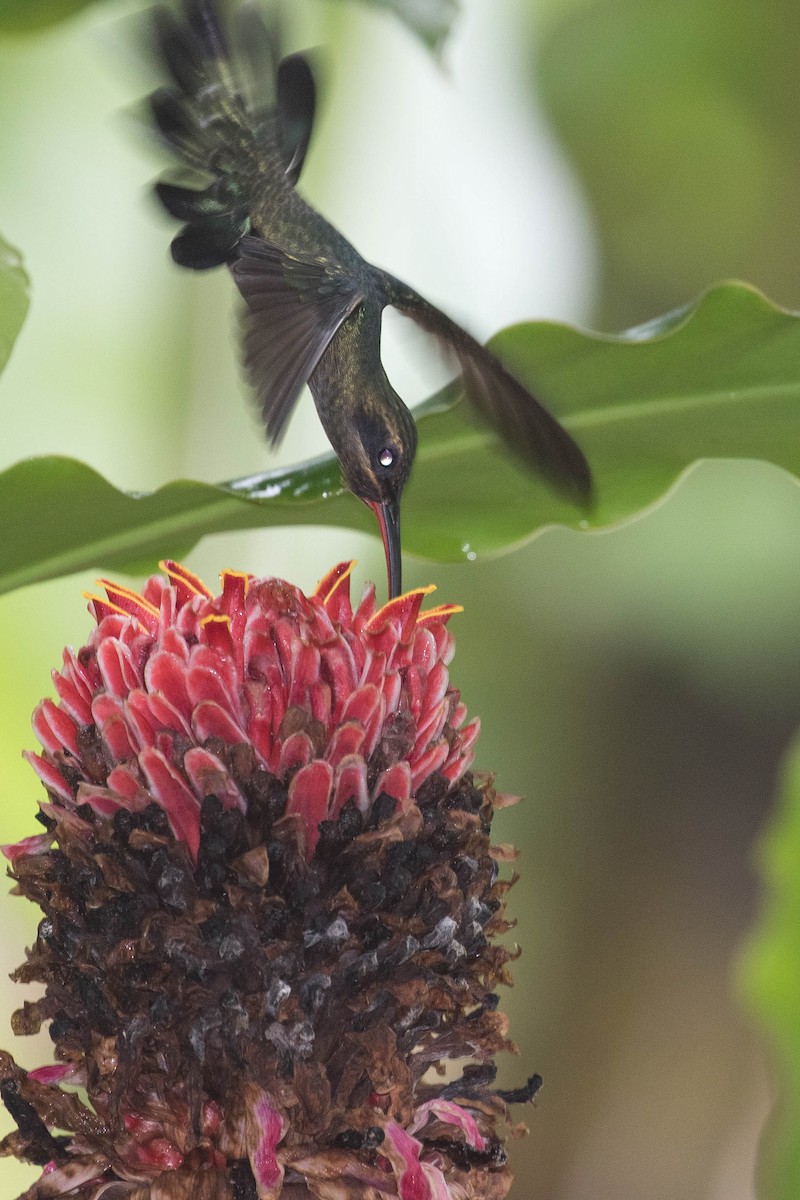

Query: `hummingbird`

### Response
(147, 0, 592, 597)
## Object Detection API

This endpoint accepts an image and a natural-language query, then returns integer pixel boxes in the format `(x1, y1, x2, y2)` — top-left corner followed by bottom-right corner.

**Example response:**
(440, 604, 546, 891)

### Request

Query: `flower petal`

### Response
(192, 699, 248, 745)
(139, 747, 201, 860)
(51, 667, 93, 726)
(289, 641, 322, 707)
(325, 721, 366, 767)
(91, 693, 138, 760)
(1, 833, 54, 863)
(245, 1088, 286, 1200)
(422, 1163, 453, 1200)
(408, 1099, 487, 1151)
(23, 752, 73, 803)
(341, 684, 384, 756)
(95, 579, 160, 631)
(24, 1156, 109, 1197)
(33, 699, 79, 757)
(373, 762, 412, 810)
(160, 559, 213, 603)
(287, 761, 334, 857)
(313, 560, 355, 607)
(106, 765, 149, 804)
(280, 731, 314, 773)
(28, 1063, 85, 1087)
(184, 747, 245, 812)
(76, 784, 138, 817)
(96, 638, 141, 698)
(332, 756, 369, 818)
(422, 661, 449, 713)
(144, 650, 191, 715)
(410, 742, 450, 791)
(320, 642, 359, 720)
(382, 1121, 432, 1200)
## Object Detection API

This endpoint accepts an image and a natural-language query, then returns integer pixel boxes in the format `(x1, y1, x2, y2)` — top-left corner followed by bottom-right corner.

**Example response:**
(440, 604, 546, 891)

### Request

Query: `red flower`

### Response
(20, 561, 478, 865)
(0, 563, 530, 1200)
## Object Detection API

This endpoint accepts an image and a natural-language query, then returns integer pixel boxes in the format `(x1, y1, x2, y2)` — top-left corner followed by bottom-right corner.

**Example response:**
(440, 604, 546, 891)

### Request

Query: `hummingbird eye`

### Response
(378, 447, 396, 469)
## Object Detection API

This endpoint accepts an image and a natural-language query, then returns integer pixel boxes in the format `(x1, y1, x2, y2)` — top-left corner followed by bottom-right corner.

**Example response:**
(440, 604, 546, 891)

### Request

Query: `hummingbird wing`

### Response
(383, 275, 592, 506)
(277, 53, 317, 186)
(231, 236, 365, 445)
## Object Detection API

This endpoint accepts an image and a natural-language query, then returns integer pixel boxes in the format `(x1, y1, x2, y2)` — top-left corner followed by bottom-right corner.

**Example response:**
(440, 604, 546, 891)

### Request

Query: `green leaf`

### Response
(0, 0, 98, 33)
(0, 455, 364, 595)
(0, 234, 28, 372)
(741, 734, 800, 1200)
(357, 0, 459, 52)
(3, 280, 800, 594)
(0, 0, 459, 45)
(408, 279, 800, 559)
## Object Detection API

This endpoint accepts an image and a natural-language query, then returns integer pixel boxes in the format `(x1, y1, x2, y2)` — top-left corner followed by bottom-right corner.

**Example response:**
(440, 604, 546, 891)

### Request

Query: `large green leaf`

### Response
(0, 0, 98, 33)
(0, 0, 458, 46)
(742, 734, 800, 1200)
(0, 234, 28, 372)
(0, 455, 360, 595)
(2, 280, 800, 594)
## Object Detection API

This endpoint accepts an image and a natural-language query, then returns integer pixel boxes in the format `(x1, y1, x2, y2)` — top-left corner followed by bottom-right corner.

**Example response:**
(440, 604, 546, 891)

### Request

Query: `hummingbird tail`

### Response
(383, 273, 593, 507)
(149, 1, 315, 270)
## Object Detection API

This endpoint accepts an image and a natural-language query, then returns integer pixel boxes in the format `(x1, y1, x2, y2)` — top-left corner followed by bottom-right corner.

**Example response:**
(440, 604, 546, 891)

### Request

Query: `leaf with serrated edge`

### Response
(2, 281, 800, 595)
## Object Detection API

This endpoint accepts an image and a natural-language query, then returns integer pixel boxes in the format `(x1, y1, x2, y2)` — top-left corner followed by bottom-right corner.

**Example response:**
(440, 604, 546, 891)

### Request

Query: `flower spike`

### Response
(1, 561, 531, 1200)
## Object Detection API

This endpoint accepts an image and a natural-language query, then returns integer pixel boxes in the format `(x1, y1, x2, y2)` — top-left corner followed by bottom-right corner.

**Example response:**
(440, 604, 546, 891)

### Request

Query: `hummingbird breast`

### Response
(309, 302, 386, 432)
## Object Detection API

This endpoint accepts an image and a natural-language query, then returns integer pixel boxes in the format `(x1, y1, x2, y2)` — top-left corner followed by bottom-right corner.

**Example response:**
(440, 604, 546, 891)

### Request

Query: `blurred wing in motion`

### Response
(277, 52, 317, 185)
(232, 236, 365, 444)
(384, 274, 592, 505)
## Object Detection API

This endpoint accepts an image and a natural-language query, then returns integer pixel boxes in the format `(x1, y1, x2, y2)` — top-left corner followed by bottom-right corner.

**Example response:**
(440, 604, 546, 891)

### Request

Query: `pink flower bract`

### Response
(23, 561, 478, 864)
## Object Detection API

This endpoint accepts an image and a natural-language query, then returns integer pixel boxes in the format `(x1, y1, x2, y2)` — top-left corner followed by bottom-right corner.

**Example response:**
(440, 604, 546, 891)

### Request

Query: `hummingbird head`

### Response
(339, 396, 418, 601)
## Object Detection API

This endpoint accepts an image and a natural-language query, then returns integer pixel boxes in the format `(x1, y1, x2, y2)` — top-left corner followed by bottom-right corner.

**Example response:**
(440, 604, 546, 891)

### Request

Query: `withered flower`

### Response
(0, 562, 537, 1200)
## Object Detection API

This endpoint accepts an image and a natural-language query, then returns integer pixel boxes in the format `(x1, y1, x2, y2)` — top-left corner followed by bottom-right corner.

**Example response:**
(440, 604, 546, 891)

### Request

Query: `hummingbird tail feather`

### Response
(383, 274, 593, 506)
(150, 1, 315, 270)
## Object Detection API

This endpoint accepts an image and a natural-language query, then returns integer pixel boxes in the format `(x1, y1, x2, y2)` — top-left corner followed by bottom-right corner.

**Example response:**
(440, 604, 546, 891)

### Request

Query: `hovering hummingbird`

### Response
(147, 0, 592, 597)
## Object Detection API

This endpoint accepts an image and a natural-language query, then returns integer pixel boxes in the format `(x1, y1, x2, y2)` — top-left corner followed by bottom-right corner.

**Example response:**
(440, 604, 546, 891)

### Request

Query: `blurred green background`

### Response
(1, 0, 800, 1196)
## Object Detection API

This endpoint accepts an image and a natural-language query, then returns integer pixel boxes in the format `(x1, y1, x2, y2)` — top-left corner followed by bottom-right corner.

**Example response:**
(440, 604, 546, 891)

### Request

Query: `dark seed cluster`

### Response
(1, 739, 522, 1199)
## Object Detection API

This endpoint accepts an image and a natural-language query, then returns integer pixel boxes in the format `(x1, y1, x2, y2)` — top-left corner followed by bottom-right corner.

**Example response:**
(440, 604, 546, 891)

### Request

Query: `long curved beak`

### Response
(368, 498, 402, 599)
